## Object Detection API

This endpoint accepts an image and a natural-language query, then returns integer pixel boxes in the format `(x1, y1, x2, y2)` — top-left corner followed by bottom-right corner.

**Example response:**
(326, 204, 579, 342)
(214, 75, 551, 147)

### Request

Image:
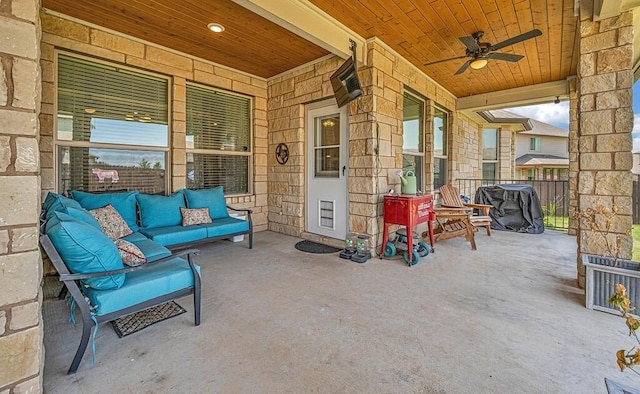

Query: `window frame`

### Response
(402, 90, 425, 191)
(185, 81, 253, 196)
(529, 137, 541, 152)
(482, 128, 499, 180)
(54, 51, 171, 195)
(433, 105, 449, 191)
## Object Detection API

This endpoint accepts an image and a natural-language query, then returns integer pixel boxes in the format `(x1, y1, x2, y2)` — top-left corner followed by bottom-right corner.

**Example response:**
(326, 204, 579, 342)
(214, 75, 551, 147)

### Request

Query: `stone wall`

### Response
(0, 0, 44, 392)
(576, 7, 635, 287)
(568, 79, 579, 236)
(266, 38, 481, 250)
(39, 12, 269, 231)
(266, 56, 342, 237)
(451, 113, 481, 181)
(498, 126, 515, 179)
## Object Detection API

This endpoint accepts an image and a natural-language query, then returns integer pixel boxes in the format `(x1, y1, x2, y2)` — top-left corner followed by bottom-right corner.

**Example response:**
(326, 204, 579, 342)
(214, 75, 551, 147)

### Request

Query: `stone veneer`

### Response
(38, 12, 269, 232)
(0, 0, 44, 392)
(575, 6, 635, 287)
(267, 39, 486, 250)
(498, 126, 515, 180)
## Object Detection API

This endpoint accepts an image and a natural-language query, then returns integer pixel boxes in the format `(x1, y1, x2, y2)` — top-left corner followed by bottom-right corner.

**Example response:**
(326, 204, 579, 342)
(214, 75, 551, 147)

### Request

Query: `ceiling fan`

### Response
(425, 29, 542, 75)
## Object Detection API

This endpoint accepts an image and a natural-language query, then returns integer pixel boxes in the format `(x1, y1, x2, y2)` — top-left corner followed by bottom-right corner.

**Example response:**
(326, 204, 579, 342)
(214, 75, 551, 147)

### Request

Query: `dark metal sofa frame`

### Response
(40, 235, 201, 374)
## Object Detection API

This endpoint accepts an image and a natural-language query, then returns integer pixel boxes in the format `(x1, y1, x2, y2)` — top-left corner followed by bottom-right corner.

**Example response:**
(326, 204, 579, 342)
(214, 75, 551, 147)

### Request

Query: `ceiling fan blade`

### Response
(489, 29, 542, 52)
(458, 35, 480, 52)
(454, 60, 471, 75)
(487, 52, 524, 62)
(424, 55, 468, 66)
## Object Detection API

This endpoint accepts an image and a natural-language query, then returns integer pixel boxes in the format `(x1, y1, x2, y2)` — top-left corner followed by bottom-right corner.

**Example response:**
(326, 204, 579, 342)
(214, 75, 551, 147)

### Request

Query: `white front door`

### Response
(306, 101, 348, 240)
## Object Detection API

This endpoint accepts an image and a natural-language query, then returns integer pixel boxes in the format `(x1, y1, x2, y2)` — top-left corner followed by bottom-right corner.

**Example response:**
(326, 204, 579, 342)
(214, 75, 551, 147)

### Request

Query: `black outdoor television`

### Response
(330, 56, 363, 108)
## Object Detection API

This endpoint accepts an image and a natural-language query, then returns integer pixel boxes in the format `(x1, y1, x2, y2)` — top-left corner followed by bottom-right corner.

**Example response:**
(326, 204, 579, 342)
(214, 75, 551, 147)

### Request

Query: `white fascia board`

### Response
(231, 0, 367, 65)
(457, 80, 570, 112)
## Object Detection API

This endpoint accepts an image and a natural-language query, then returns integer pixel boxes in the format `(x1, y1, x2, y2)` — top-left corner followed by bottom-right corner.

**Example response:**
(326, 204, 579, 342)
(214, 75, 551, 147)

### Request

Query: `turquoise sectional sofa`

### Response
(39, 187, 252, 373)
(66, 187, 253, 249)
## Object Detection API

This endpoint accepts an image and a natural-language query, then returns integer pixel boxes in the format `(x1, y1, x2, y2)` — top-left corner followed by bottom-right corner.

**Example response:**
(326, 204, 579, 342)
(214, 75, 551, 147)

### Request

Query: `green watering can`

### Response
(399, 170, 417, 195)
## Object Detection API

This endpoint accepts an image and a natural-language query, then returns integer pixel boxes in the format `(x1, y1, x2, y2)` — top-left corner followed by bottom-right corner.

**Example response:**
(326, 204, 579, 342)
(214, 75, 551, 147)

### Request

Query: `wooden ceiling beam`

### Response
(231, 0, 367, 64)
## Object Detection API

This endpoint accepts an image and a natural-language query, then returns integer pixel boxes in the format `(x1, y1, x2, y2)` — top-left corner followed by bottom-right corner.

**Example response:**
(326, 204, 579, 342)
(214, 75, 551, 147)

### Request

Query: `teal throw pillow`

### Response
(183, 187, 229, 219)
(46, 219, 125, 290)
(71, 190, 139, 231)
(42, 192, 83, 221)
(136, 191, 186, 229)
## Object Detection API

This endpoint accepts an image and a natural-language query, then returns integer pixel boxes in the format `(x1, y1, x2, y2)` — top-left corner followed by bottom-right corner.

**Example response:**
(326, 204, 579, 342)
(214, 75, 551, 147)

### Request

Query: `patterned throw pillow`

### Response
(114, 239, 147, 267)
(89, 204, 133, 240)
(180, 207, 213, 226)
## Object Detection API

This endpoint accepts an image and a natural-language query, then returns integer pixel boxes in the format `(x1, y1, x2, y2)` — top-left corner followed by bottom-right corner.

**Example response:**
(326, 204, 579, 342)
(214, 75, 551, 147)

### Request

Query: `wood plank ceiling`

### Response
(42, 0, 579, 97)
(41, 0, 331, 78)
(309, 0, 579, 97)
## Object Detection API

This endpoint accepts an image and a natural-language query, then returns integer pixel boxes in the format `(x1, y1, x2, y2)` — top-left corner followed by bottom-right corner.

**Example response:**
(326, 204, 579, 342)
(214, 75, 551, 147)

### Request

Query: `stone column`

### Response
(568, 79, 579, 236)
(172, 77, 187, 192)
(0, 0, 44, 392)
(576, 7, 635, 287)
(499, 126, 514, 180)
(359, 42, 401, 253)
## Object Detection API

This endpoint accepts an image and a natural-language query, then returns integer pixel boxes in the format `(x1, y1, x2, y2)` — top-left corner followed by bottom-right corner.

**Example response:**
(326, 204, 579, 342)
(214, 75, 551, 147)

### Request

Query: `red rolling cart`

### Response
(380, 194, 435, 265)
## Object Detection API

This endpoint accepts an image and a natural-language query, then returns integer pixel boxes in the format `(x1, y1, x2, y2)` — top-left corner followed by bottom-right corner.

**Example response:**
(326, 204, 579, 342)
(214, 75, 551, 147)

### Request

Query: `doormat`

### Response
(111, 301, 186, 338)
(294, 240, 342, 254)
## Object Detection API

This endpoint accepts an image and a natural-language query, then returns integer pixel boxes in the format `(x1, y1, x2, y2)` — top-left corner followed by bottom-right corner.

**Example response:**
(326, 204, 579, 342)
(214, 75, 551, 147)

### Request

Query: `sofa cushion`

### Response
(71, 190, 139, 231)
(138, 225, 208, 247)
(129, 238, 171, 262)
(183, 187, 229, 219)
(202, 217, 249, 238)
(121, 232, 149, 243)
(89, 204, 133, 240)
(42, 192, 83, 220)
(83, 257, 200, 317)
(56, 206, 102, 230)
(181, 207, 213, 226)
(136, 191, 185, 229)
(115, 239, 146, 267)
(46, 220, 125, 290)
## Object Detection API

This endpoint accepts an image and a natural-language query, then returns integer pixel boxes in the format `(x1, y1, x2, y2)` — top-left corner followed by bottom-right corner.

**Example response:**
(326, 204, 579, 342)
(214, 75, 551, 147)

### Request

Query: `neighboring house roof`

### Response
(516, 154, 569, 167)
(517, 118, 569, 137)
(477, 109, 533, 131)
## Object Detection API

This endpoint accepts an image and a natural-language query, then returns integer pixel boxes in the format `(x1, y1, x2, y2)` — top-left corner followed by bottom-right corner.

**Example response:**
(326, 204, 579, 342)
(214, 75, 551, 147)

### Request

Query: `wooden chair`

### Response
(438, 184, 493, 236)
(429, 208, 478, 250)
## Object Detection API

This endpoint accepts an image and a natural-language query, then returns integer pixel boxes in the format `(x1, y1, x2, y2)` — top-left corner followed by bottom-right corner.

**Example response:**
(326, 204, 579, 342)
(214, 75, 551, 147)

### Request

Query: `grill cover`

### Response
(475, 184, 544, 234)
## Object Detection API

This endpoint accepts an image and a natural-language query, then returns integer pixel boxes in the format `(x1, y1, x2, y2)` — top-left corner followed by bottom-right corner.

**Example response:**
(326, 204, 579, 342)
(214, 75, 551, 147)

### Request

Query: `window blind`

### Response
(186, 85, 251, 152)
(187, 153, 249, 194)
(57, 54, 168, 146)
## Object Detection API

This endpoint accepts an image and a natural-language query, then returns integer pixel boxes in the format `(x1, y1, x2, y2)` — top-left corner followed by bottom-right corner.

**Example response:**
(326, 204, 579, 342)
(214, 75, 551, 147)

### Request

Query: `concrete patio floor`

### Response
(43, 230, 640, 393)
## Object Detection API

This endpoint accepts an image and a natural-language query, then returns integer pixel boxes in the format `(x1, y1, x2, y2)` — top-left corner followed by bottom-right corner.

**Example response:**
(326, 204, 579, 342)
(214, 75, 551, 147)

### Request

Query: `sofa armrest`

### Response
(465, 203, 492, 216)
(59, 248, 200, 281)
(226, 206, 253, 249)
(227, 206, 253, 216)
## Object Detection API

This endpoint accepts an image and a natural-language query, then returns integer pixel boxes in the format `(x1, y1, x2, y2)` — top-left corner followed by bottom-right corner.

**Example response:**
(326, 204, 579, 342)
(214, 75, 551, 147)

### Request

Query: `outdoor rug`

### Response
(294, 240, 342, 254)
(111, 301, 186, 338)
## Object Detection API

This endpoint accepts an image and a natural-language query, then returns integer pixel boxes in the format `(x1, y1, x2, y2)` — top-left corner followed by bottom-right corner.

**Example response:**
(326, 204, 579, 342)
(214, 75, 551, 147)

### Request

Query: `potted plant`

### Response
(605, 285, 640, 393)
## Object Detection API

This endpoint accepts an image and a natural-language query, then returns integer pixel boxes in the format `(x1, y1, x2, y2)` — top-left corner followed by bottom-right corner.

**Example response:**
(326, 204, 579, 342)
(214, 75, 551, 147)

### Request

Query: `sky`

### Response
(503, 81, 640, 151)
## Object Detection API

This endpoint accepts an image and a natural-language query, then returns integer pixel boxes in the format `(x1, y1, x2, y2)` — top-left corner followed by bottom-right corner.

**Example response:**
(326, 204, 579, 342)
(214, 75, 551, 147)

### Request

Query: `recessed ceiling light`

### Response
(207, 23, 225, 33)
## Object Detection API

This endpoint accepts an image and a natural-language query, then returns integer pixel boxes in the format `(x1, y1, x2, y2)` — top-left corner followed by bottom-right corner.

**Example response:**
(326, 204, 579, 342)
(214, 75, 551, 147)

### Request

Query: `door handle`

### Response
(342, 166, 346, 176)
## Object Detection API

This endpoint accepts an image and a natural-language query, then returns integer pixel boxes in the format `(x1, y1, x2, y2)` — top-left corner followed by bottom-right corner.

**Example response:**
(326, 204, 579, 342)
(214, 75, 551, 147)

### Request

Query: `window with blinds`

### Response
(402, 91, 425, 190)
(186, 84, 252, 194)
(56, 53, 169, 195)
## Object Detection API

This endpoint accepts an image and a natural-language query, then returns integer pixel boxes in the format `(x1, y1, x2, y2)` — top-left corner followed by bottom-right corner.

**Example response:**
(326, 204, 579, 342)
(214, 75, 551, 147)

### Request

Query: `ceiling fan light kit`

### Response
(424, 29, 542, 74)
(469, 58, 488, 70)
